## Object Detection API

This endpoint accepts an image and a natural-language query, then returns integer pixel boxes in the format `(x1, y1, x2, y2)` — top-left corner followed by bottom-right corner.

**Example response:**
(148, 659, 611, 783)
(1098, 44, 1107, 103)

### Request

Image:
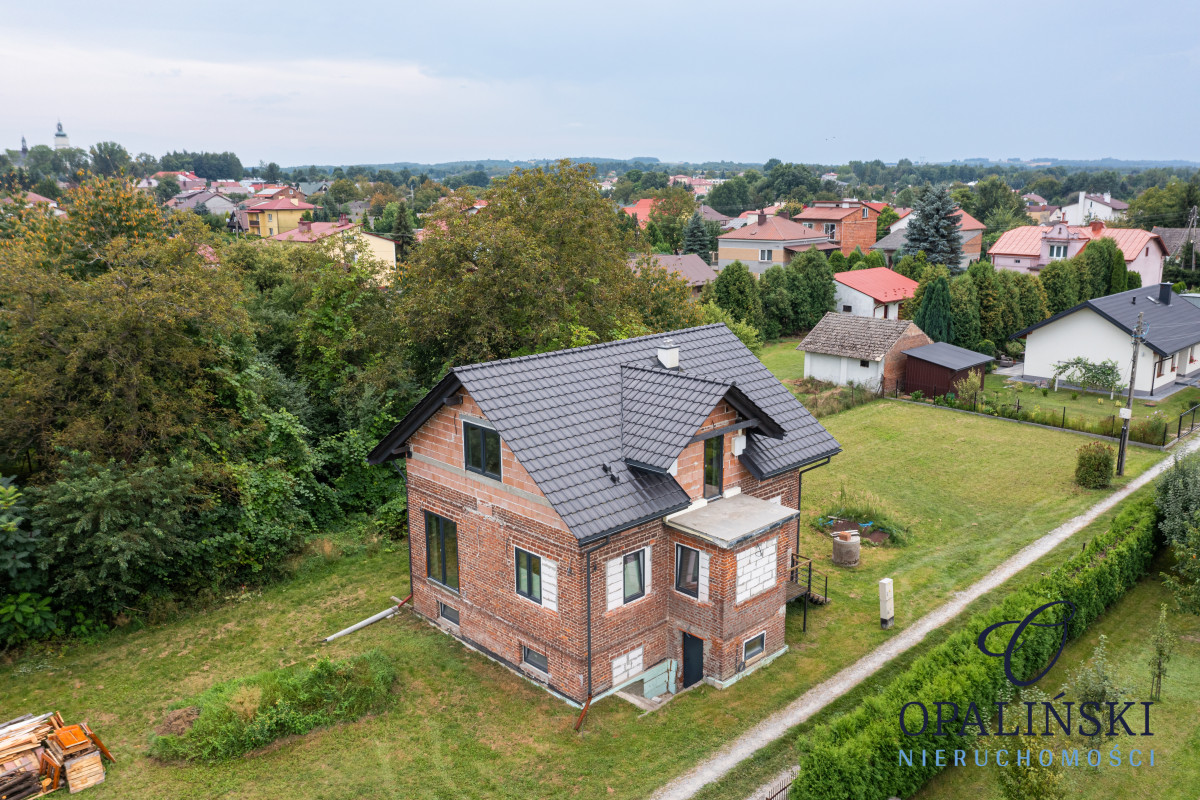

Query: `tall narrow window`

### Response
(623, 551, 645, 603)
(463, 421, 502, 480)
(675, 545, 700, 597)
(515, 548, 542, 603)
(425, 512, 459, 590)
(704, 435, 723, 499)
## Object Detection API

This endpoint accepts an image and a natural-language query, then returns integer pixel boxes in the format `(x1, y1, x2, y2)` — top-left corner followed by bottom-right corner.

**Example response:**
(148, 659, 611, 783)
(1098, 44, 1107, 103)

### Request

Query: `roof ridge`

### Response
(620, 363, 733, 387)
(454, 324, 729, 373)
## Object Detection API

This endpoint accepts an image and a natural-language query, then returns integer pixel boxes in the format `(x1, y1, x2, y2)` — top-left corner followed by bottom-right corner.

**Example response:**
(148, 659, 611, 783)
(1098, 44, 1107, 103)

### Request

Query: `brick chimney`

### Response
(1089, 220, 1104, 236)
(298, 219, 312, 233)
(779, 211, 791, 221)
(1159, 282, 1174, 305)
(338, 213, 349, 225)
(757, 211, 767, 226)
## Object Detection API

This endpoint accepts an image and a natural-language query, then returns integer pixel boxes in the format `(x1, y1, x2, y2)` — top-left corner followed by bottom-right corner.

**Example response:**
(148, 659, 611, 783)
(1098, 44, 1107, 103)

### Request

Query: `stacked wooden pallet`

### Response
(0, 712, 113, 797)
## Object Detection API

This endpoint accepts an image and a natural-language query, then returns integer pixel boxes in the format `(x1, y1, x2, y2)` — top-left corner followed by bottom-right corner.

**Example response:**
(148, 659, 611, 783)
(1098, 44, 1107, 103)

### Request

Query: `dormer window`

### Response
(1048, 245, 1067, 260)
(464, 421, 502, 480)
(704, 435, 723, 499)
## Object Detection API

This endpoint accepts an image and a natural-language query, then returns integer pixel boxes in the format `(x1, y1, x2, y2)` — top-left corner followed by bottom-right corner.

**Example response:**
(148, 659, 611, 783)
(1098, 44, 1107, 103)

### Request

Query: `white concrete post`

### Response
(879, 578, 894, 630)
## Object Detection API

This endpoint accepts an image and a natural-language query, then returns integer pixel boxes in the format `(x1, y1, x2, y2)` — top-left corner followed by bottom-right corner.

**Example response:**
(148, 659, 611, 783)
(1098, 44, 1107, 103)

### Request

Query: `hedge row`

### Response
(791, 497, 1160, 800)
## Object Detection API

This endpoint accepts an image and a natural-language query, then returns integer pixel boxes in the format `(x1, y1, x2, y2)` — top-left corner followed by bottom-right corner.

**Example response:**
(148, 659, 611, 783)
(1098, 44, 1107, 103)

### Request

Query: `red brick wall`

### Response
(881, 325, 934, 392)
(838, 208, 880, 256)
(405, 386, 806, 702)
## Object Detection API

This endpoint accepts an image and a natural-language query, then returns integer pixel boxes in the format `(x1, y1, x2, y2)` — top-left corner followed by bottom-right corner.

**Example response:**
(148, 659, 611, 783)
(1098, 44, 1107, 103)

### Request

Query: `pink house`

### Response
(989, 221, 1168, 287)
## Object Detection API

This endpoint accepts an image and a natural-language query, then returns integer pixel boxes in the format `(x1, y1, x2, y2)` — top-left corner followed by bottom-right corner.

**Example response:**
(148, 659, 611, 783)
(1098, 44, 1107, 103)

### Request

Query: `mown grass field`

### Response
(914, 559, 1200, 800)
(0, 399, 1166, 800)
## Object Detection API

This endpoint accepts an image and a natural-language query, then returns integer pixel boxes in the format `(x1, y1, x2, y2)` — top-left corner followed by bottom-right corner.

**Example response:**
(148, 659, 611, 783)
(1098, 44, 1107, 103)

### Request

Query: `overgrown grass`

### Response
(813, 485, 911, 545)
(914, 560, 1200, 800)
(149, 650, 396, 762)
(0, 404, 1167, 800)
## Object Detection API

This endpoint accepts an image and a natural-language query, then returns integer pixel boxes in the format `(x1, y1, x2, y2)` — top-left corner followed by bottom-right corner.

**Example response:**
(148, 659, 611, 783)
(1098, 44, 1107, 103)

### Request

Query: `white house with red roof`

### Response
(1059, 192, 1129, 226)
(151, 170, 205, 191)
(833, 267, 918, 319)
(989, 221, 1168, 286)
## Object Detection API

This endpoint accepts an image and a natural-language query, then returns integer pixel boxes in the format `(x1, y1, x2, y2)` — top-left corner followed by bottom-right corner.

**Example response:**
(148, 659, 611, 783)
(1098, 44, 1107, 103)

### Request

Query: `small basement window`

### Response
(439, 602, 459, 625)
(463, 421, 502, 480)
(523, 646, 549, 674)
(859, 359, 869, 368)
(743, 632, 766, 662)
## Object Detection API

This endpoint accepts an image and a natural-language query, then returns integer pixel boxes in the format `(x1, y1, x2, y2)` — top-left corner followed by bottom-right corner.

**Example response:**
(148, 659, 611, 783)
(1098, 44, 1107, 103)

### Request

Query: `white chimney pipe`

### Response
(657, 338, 679, 369)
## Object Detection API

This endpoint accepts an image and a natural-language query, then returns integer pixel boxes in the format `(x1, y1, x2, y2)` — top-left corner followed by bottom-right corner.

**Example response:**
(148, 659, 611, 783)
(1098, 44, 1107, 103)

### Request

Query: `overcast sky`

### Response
(5, 0, 1199, 167)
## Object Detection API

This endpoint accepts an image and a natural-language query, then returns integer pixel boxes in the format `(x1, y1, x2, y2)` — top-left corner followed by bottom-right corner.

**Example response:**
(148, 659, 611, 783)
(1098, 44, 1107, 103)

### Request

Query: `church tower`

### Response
(53, 121, 70, 150)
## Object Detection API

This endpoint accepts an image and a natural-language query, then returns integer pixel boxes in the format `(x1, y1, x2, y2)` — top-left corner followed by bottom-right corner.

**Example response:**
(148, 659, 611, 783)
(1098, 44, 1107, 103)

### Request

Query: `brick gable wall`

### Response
(837, 209, 880, 256)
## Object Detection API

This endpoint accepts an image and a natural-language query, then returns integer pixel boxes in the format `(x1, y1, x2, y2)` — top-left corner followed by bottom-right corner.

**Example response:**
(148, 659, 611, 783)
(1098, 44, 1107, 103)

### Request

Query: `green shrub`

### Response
(791, 498, 1159, 800)
(975, 339, 995, 357)
(1071, 391, 1079, 400)
(150, 650, 396, 762)
(1041, 387, 1049, 397)
(1074, 441, 1114, 488)
(909, 390, 924, 402)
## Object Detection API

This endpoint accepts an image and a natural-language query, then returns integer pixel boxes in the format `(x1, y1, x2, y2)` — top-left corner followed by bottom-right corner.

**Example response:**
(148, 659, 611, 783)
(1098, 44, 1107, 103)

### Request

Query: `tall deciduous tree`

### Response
(876, 206, 900, 239)
(906, 185, 964, 271)
(914, 275, 953, 342)
(88, 141, 131, 176)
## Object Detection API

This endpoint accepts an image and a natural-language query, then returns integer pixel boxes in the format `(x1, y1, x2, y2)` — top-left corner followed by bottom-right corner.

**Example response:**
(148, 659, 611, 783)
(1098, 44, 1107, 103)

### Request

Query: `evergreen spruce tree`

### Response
(712, 260, 762, 327)
(391, 200, 415, 261)
(682, 211, 710, 261)
(914, 275, 953, 342)
(949, 276, 982, 351)
(906, 185, 964, 271)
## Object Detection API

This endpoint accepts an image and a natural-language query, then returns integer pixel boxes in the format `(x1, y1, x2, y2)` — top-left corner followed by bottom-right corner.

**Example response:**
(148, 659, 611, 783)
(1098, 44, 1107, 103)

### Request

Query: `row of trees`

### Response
(0, 163, 713, 645)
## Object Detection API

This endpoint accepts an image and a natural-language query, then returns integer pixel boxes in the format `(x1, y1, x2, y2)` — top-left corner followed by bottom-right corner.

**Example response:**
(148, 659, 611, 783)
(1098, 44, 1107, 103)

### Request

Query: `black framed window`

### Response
(675, 545, 700, 597)
(463, 421, 502, 480)
(704, 435, 723, 499)
(744, 633, 765, 661)
(439, 602, 459, 625)
(425, 511, 459, 590)
(516, 548, 542, 603)
(622, 550, 645, 603)
(523, 646, 549, 674)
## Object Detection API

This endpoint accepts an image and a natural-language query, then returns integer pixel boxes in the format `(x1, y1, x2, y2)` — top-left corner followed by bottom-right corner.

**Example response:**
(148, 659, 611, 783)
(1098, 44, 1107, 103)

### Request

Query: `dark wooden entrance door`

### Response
(681, 632, 704, 688)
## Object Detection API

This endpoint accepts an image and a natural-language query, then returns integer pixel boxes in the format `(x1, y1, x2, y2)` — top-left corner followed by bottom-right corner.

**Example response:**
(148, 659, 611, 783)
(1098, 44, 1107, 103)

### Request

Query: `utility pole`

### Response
(1116, 312, 1146, 476)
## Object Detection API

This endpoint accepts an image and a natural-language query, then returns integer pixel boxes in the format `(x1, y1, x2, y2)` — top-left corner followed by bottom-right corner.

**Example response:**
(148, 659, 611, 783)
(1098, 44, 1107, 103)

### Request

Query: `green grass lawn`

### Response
(914, 560, 1200, 800)
(0, 403, 1167, 800)
(758, 337, 806, 382)
(983, 373, 1200, 424)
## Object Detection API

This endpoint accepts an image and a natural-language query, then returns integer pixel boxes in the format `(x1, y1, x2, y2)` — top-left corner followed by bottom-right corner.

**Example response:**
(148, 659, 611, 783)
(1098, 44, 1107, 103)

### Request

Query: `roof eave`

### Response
(740, 446, 841, 481)
(367, 372, 463, 464)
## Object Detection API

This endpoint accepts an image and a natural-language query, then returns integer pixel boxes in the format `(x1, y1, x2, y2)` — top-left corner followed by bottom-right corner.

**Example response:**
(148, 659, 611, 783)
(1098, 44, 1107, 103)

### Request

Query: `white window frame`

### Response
(758, 249, 773, 262)
(1048, 244, 1068, 260)
(742, 631, 767, 663)
(823, 222, 837, 238)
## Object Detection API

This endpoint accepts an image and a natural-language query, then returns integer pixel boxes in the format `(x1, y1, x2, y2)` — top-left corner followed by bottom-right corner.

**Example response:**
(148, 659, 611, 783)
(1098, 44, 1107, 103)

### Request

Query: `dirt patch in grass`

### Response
(155, 706, 200, 736)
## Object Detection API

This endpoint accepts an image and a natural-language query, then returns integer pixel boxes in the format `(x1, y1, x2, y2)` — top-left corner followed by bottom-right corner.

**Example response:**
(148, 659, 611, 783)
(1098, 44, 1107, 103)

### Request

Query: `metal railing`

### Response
(789, 553, 829, 632)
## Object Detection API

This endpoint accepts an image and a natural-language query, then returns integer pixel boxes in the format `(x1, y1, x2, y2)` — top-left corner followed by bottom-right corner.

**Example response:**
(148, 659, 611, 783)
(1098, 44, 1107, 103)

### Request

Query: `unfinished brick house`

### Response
(367, 324, 841, 707)
(793, 200, 880, 256)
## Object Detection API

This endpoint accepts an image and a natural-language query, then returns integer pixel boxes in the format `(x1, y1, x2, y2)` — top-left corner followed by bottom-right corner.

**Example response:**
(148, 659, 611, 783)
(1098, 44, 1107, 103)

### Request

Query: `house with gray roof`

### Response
(1151, 226, 1197, 260)
(367, 324, 840, 706)
(1014, 283, 1200, 396)
(628, 253, 719, 296)
(797, 313, 932, 392)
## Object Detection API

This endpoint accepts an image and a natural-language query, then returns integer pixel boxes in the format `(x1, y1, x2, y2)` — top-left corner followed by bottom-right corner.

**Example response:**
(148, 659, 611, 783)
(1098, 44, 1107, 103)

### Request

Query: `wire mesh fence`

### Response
(891, 380, 1200, 448)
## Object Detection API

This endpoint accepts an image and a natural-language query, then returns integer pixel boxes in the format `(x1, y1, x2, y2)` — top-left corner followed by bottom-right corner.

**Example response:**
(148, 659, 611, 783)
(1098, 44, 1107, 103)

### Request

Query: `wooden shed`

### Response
(901, 342, 994, 397)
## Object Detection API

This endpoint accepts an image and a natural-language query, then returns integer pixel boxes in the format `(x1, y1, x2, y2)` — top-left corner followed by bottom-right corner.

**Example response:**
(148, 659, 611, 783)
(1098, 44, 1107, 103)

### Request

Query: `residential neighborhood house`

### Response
(797, 314, 932, 392)
(875, 208, 986, 270)
(271, 216, 398, 269)
(792, 200, 879, 256)
(1014, 283, 1200, 396)
(1059, 192, 1129, 225)
(629, 253, 719, 297)
(244, 197, 314, 237)
(716, 212, 834, 274)
(168, 190, 238, 216)
(833, 267, 918, 319)
(365, 325, 841, 706)
(1151, 226, 1197, 262)
(989, 221, 1168, 287)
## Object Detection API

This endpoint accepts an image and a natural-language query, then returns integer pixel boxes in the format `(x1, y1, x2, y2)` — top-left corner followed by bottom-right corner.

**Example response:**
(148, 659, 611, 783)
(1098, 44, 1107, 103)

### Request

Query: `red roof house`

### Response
(990, 221, 1168, 287)
(793, 200, 879, 256)
(833, 267, 918, 319)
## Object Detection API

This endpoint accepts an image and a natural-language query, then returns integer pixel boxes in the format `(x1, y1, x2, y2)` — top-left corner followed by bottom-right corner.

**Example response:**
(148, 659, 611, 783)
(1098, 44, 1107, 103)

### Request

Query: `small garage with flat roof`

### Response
(902, 342, 994, 397)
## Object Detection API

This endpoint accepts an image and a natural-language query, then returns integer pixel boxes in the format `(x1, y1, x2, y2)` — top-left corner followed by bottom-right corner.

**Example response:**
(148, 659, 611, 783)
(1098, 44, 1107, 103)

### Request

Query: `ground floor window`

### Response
(515, 547, 542, 603)
(675, 544, 700, 597)
(623, 550, 645, 603)
(522, 646, 549, 674)
(439, 602, 459, 625)
(425, 511, 459, 590)
(743, 632, 766, 662)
